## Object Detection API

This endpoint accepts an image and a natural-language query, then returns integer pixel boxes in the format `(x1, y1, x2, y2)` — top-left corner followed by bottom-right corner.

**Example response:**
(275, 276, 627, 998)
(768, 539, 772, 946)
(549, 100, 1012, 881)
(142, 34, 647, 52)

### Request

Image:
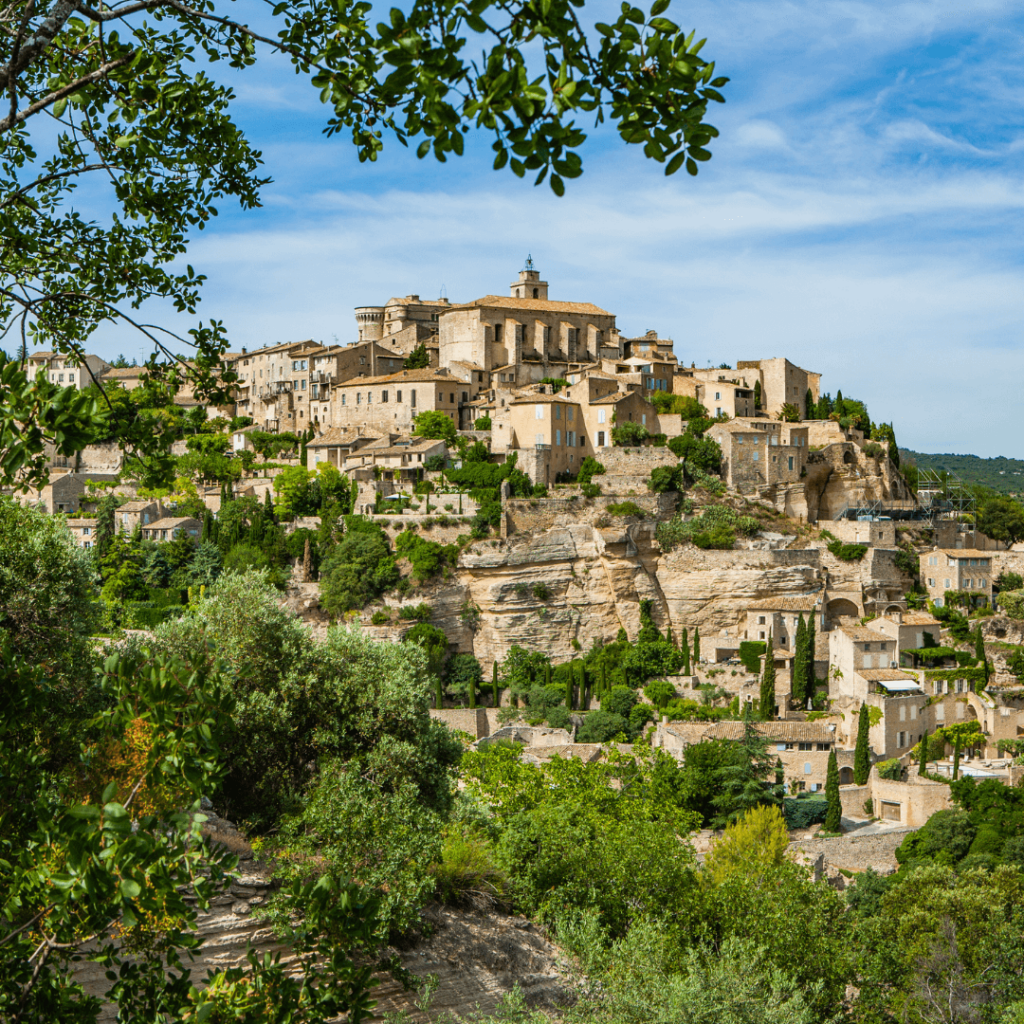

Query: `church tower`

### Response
(509, 255, 548, 300)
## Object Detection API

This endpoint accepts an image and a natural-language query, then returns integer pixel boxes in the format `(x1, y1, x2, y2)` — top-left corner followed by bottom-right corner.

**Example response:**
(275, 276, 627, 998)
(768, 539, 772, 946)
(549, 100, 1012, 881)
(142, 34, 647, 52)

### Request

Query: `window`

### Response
(536, 404, 544, 420)
(58, 374, 64, 382)
(641, 414, 647, 426)
(462, 392, 468, 402)
(715, 391, 721, 400)
(928, 577, 934, 587)
(816, 743, 829, 751)
(556, 429, 561, 445)
(397, 390, 402, 402)
(579, 434, 585, 447)
(68, 373, 75, 383)
(82, 527, 90, 536)
(567, 406, 574, 421)
(598, 409, 606, 424)
(367, 392, 372, 404)
(568, 431, 575, 447)
(788, 456, 794, 471)
(83, 541, 91, 549)
(753, 451, 760, 461)
(477, 372, 483, 382)
(494, 323, 503, 344)
(382, 390, 389, 402)
(411, 390, 416, 407)
(597, 431, 605, 446)
(301, 380, 306, 390)
(357, 392, 362, 404)
(945, 579, 951, 589)
(804, 763, 812, 775)
(758, 616, 766, 624)
(341, 394, 346, 406)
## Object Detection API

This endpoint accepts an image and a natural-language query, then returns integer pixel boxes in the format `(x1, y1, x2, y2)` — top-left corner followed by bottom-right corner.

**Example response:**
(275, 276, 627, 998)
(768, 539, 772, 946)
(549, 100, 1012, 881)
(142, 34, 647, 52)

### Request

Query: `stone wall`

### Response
(429, 707, 506, 738)
(792, 826, 915, 874)
(503, 492, 674, 538)
(595, 446, 678, 475)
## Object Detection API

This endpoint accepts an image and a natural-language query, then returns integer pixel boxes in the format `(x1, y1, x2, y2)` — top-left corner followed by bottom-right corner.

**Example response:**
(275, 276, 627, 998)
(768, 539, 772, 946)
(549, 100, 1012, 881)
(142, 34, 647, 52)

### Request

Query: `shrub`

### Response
(611, 422, 650, 447)
(577, 457, 606, 486)
(429, 828, 506, 909)
(827, 539, 868, 562)
(738, 641, 767, 674)
(370, 609, 391, 625)
(581, 482, 602, 498)
(783, 797, 828, 830)
(607, 501, 646, 518)
(651, 393, 707, 418)
(668, 432, 722, 473)
(546, 705, 571, 730)
(424, 453, 446, 472)
(862, 442, 884, 459)
(576, 710, 627, 743)
(876, 758, 903, 781)
(649, 465, 684, 493)
(602, 685, 639, 719)
(474, 416, 492, 431)
(398, 602, 433, 621)
(532, 582, 552, 601)
(413, 410, 457, 445)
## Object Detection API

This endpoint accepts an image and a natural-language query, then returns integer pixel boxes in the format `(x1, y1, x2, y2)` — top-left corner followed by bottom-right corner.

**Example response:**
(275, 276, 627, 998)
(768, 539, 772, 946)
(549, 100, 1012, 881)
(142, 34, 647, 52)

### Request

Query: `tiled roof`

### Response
(936, 549, 995, 559)
(589, 393, 633, 405)
(101, 367, 144, 379)
(885, 611, 941, 626)
(748, 595, 821, 611)
(117, 500, 158, 511)
(68, 518, 98, 528)
(858, 669, 919, 682)
(144, 517, 200, 530)
(510, 394, 578, 405)
(838, 626, 893, 642)
(451, 294, 612, 316)
(334, 368, 455, 387)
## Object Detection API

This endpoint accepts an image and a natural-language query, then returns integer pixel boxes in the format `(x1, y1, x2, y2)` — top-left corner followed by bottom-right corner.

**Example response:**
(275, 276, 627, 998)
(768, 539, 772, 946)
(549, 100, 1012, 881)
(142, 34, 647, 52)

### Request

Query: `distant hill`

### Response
(899, 450, 1024, 495)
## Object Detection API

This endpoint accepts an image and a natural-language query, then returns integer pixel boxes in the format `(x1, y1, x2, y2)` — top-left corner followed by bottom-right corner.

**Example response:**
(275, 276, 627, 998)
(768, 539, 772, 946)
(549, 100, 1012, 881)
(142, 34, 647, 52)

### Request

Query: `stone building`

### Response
(598, 356, 675, 395)
(743, 595, 822, 649)
(340, 434, 447, 481)
(66, 517, 98, 549)
(327, 368, 462, 436)
(735, 357, 821, 420)
(652, 719, 838, 793)
(115, 499, 166, 534)
(506, 393, 587, 481)
(920, 549, 994, 608)
(355, 294, 453, 356)
(231, 340, 330, 430)
(622, 329, 676, 361)
(438, 262, 620, 383)
(141, 516, 201, 542)
(29, 350, 111, 390)
(308, 341, 408, 429)
(872, 610, 942, 652)
(707, 419, 809, 494)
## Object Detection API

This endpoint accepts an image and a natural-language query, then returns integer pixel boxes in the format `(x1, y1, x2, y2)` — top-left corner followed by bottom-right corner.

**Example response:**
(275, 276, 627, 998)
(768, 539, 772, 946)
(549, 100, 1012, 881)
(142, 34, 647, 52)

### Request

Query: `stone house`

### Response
(678, 368, 757, 419)
(652, 719, 838, 793)
(707, 419, 809, 494)
(340, 434, 447, 481)
(734, 357, 821, 420)
(506, 393, 587, 481)
(743, 595, 822, 650)
(29, 351, 111, 390)
(355, 294, 454, 354)
(66, 517, 98, 549)
(438, 264, 619, 383)
(230, 340, 330, 430)
(99, 365, 146, 391)
(307, 341, 408, 429)
(622, 330, 676, 362)
(598, 356, 675, 396)
(872, 610, 942, 653)
(18, 471, 121, 513)
(920, 549, 993, 608)
(306, 428, 381, 470)
(141, 516, 202, 542)
(328, 368, 462, 436)
(115, 499, 166, 534)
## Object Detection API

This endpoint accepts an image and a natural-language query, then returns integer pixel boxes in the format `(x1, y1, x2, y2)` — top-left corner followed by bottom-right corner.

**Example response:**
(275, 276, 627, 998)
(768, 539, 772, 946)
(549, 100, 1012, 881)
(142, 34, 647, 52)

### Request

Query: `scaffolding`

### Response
(915, 468, 977, 520)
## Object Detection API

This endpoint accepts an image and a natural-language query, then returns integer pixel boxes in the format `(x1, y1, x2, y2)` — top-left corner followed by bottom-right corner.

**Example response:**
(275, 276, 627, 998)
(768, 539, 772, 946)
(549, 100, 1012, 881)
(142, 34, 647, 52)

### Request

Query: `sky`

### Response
(88, 0, 1024, 458)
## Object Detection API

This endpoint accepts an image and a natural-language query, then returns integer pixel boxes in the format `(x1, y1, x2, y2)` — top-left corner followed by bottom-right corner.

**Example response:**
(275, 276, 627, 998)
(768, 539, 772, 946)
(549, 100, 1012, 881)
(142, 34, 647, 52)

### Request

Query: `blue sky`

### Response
(93, 0, 1024, 457)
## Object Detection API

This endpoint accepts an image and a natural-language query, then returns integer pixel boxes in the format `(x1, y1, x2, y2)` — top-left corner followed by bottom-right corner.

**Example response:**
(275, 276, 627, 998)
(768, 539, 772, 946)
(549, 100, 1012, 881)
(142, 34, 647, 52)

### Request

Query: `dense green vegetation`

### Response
(900, 450, 1024, 496)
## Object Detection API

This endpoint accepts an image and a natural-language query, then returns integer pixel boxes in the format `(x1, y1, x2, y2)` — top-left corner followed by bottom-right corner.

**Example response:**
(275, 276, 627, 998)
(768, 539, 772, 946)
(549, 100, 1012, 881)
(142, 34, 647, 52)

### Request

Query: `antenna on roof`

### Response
(524, 254, 535, 271)
(439, 283, 447, 300)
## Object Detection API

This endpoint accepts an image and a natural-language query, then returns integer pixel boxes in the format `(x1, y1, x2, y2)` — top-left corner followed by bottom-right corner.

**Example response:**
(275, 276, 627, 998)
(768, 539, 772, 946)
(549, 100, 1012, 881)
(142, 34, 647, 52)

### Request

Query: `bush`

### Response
(651, 393, 707, 418)
(576, 710, 628, 743)
(223, 542, 270, 574)
(395, 529, 454, 582)
(577, 456, 606, 486)
(667, 431, 722, 473)
(429, 828, 506, 909)
(602, 685, 639, 719)
(738, 641, 767, 674)
(446, 653, 484, 701)
(876, 758, 903, 781)
(607, 501, 646, 517)
(474, 416, 492, 431)
(413, 410, 457, 445)
(783, 797, 828, 830)
(827, 539, 868, 562)
(398, 602, 433, 621)
(644, 678, 676, 709)
(581, 482, 602, 498)
(611, 422, 650, 446)
(532, 582, 551, 601)
(318, 518, 399, 613)
(423, 453, 446, 472)
(649, 465, 684, 493)
(371, 609, 391, 625)
(546, 705, 571, 730)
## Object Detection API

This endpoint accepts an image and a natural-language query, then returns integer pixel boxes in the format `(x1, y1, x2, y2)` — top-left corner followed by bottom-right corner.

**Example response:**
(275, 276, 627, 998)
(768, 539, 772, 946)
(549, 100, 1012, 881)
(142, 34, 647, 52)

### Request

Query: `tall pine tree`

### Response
(759, 632, 776, 720)
(693, 627, 701, 666)
(791, 615, 807, 706)
(681, 628, 691, 675)
(566, 662, 575, 711)
(854, 703, 871, 785)
(804, 612, 816, 705)
(824, 749, 841, 832)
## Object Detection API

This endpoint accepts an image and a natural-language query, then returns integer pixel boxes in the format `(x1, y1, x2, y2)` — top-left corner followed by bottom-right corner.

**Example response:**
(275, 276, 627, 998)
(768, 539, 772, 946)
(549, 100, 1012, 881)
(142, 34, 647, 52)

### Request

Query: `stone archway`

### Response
(827, 597, 860, 620)
(839, 766, 854, 785)
(843, 450, 854, 465)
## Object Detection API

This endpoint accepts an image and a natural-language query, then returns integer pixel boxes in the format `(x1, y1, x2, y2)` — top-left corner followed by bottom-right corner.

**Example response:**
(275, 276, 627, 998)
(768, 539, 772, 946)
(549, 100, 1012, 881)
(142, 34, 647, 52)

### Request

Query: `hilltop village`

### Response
(9, 261, 1024, 1020)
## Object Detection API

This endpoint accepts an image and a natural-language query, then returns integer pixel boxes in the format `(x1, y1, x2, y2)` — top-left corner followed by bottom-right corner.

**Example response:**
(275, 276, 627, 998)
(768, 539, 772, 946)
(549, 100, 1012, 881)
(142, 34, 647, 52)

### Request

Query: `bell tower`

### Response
(510, 254, 548, 301)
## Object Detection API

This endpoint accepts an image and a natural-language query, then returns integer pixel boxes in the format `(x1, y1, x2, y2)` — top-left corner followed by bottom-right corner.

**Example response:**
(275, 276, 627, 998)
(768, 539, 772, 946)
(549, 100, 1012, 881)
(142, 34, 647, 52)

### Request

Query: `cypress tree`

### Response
(492, 661, 499, 708)
(824, 749, 841, 833)
(579, 661, 589, 709)
(975, 628, 989, 689)
(804, 387, 813, 420)
(436, 677, 444, 710)
(681, 628, 691, 675)
(759, 632, 776, 720)
(854, 703, 871, 785)
(667, 625, 674, 647)
(753, 379, 762, 410)
(468, 669, 476, 709)
(805, 612, 817, 704)
(919, 729, 929, 776)
(264, 488, 274, 520)
(600, 662, 608, 700)
(566, 662, 575, 711)
(693, 627, 701, 666)
(791, 615, 807, 706)
(544, 661, 552, 688)
(952, 735, 961, 781)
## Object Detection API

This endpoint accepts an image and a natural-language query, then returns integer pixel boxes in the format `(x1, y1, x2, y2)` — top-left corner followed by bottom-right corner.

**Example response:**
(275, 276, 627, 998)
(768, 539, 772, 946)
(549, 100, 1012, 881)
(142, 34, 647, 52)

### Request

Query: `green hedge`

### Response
(783, 797, 828, 830)
(738, 641, 767, 674)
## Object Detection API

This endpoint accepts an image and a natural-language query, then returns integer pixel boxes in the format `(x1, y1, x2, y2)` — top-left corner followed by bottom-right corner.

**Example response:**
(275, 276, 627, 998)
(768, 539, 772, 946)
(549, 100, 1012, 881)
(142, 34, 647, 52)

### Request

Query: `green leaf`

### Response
(102, 782, 118, 804)
(665, 152, 686, 175)
(650, 0, 671, 14)
(686, 157, 698, 176)
(68, 804, 101, 820)
(114, 136, 134, 149)
(550, 173, 565, 196)
(52, 98, 67, 118)
(121, 878, 141, 899)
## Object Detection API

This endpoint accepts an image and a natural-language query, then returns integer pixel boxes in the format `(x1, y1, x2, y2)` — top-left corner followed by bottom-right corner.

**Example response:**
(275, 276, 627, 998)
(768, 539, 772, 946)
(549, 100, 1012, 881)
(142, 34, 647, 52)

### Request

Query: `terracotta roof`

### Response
(334, 368, 455, 387)
(144, 517, 201, 530)
(117, 499, 158, 511)
(524, 744, 605, 764)
(510, 394, 579, 405)
(589, 393, 633, 405)
(450, 295, 613, 316)
(308, 427, 378, 448)
(884, 611, 941, 626)
(858, 669, 919, 682)
(101, 367, 144, 379)
(936, 550, 995, 559)
(748, 596, 821, 612)
(838, 626, 894, 642)
(68, 518, 98, 528)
